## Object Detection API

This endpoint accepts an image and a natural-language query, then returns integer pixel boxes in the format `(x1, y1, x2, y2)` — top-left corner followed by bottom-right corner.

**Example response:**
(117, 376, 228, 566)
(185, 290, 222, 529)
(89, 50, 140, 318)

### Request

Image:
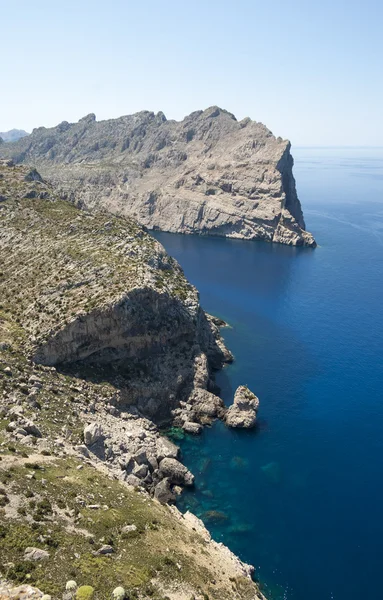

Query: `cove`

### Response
(153, 147, 383, 600)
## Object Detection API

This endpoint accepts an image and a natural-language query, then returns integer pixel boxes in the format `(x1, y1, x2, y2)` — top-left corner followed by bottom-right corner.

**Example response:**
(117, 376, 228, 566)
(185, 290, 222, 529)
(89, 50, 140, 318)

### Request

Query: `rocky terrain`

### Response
(0, 107, 315, 247)
(0, 161, 266, 599)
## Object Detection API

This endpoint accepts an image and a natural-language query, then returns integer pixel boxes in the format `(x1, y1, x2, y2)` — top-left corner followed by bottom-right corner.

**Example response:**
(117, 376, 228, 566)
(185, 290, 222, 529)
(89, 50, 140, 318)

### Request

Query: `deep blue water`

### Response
(153, 147, 383, 600)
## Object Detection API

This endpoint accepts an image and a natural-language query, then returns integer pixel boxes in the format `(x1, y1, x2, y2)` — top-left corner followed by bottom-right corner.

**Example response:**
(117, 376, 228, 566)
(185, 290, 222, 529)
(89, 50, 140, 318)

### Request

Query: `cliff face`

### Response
(0, 161, 229, 423)
(1, 107, 316, 247)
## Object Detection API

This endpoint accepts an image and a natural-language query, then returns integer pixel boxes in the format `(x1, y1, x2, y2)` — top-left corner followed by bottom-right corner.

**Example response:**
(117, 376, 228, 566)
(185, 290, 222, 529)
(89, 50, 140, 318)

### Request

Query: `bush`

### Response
(75, 585, 95, 600)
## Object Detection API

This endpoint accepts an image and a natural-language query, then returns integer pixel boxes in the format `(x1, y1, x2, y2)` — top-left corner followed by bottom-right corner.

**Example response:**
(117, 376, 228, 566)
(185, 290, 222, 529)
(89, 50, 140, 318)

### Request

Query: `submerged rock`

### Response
(261, 461, 281, 484)
(202, 510, 229, 524)
(225, 385, 259, 428)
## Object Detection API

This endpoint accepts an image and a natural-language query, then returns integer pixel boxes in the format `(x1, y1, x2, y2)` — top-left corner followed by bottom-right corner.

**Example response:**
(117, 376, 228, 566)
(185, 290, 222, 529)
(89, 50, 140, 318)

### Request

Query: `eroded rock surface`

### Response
(225, 385, 260, 428)
(1, 107, 315, 247)
(0, 162, 229, 425)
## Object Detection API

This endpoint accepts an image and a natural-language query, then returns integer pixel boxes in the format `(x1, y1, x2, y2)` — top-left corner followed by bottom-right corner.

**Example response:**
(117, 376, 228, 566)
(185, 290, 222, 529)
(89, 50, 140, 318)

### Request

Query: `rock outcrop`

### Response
(225, 385, 260, 428)
(1, 107, 315, 247)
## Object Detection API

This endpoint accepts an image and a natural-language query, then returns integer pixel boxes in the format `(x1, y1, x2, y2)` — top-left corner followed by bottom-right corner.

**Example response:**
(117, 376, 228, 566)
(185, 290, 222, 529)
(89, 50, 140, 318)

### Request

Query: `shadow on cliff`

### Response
(51, 293, 229, 427)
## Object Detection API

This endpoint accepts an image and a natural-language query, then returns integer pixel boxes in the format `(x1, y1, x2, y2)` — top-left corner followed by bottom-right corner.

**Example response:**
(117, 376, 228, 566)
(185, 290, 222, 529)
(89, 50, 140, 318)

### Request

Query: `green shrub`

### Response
(75, 585, 95, 600)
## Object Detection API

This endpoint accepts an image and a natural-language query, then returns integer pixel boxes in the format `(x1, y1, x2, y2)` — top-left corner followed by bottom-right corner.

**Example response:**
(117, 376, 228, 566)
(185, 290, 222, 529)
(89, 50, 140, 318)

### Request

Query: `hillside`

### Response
(0, 160, 266, 599)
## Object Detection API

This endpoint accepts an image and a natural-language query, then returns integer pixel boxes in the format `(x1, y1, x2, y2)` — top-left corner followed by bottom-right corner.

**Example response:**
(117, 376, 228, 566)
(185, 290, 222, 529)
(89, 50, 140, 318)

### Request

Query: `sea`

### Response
(153, 147, 383, 600)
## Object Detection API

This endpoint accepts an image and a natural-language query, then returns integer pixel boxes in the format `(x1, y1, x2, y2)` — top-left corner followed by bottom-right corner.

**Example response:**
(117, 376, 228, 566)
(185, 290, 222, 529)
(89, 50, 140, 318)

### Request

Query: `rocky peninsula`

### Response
(0, 161, 266, 599)
(1, 107, 315, 247)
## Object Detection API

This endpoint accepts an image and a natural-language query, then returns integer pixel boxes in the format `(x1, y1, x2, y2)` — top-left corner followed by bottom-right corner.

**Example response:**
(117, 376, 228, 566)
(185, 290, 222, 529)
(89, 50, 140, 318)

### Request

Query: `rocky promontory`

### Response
(1, 107, 315, 247)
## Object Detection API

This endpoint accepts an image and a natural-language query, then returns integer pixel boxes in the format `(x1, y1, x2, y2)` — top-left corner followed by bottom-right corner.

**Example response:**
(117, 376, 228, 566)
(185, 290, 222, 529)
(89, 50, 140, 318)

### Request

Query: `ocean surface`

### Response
(153, 147, 383, 600)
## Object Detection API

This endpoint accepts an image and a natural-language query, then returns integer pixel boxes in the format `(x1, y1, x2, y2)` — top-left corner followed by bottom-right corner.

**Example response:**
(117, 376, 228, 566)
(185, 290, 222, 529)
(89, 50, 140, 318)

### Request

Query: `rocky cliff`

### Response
(1, 107, 315, 247)
(0, 161, 266, 599)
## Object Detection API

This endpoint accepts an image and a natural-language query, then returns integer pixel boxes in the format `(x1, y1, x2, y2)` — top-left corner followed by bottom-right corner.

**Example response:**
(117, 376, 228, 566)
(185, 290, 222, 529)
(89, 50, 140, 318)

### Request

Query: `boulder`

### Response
(24, 547, 49, 561)
(156, 437, 179, 461)
(132, 462, 148, 479)
(182, 421, 202, 435)
(133, 449, 148, 465)
(22, 420, 42, 437)
(159, 457, 194, 486)
(225, 385, 259, 428)
(121, 524, 137, 534)
(83, 423, 103, 446)
(94, 544, 114, 555)
(154, 477, 176, 504)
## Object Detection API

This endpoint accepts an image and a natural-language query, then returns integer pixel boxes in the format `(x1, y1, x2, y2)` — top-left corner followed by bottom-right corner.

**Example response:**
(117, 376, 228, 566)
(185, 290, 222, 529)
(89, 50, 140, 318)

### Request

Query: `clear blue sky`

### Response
(2, 0, 382, 145)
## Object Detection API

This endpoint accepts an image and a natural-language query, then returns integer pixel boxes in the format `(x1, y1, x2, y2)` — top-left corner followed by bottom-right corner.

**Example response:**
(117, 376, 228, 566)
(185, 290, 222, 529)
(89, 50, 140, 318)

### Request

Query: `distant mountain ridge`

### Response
(0, 107, 315, 246)
(0, 128, 29, 142)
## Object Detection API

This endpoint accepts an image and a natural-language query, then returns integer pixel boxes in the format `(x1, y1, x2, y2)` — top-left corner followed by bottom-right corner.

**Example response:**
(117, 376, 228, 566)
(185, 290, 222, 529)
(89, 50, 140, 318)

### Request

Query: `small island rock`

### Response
(225, 385, 259, 428)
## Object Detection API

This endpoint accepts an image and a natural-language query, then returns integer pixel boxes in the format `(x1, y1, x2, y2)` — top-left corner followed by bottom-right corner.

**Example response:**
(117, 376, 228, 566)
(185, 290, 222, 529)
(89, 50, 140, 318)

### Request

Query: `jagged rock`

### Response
(189, 388, 225, 420)
(119, 454, 134, 471)
(1, 107, 315, 247)
(225, 385, 259, 428)
(182, 421, 202, 435)
(156, 437, 179, 461)
(24, 547, 50, 561)
(154, 477, 176, 504)
(133, 449, 148, 465)
(147, 455, 159, 472)
(132, 462, 148, 479)
(22, 420, 42, 437)
(83, 423, 103, 446)
(159, 458, 194, 486)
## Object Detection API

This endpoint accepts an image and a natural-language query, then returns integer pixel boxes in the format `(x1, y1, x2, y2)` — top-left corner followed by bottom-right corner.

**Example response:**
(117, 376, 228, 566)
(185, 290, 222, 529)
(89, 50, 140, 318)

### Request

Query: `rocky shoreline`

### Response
(0, 160, 266, 599)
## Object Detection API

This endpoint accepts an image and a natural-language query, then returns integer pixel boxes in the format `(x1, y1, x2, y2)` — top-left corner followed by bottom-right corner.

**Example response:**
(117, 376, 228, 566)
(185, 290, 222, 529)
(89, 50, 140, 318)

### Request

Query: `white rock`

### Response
(225, 385, 259, 428)
(83, 422, 103, 446)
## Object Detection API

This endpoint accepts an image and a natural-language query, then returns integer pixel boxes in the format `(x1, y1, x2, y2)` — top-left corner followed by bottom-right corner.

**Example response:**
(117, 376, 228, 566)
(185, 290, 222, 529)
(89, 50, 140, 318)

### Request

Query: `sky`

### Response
(1, 0, 382, 146)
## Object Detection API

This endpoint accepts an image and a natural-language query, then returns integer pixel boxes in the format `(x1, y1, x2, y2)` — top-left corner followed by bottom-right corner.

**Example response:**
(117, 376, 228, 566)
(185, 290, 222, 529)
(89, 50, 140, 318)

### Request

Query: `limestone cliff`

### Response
(1, 107, 315, 247)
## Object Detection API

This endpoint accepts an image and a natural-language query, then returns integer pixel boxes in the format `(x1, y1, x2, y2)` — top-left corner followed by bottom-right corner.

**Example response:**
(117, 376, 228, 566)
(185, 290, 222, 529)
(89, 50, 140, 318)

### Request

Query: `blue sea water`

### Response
(153, 147, 383, 600)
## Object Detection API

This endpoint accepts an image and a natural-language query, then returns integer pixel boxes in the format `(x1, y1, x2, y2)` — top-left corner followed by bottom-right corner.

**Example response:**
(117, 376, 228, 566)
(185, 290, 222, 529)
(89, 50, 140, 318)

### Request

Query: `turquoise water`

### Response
(153, 147, 383, 600)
